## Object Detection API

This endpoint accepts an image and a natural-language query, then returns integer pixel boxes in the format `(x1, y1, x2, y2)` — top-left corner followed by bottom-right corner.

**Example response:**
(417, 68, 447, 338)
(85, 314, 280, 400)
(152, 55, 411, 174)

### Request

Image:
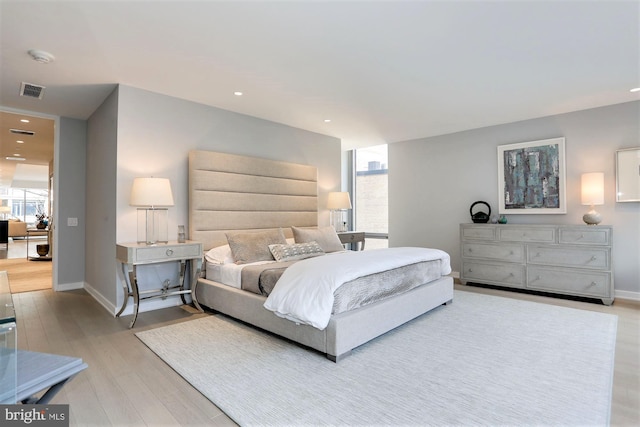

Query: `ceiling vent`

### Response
(20, 82, 45, 99)
(9, 128, 35, 136)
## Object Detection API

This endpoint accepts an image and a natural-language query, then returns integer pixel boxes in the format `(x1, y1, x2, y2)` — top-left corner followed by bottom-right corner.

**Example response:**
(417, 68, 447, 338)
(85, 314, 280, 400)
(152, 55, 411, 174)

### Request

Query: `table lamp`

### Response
(581, 172, 604, 225)
(0, 206, 10, 220)
(130, 177, 174, 244)
(327, 192, 352, 232)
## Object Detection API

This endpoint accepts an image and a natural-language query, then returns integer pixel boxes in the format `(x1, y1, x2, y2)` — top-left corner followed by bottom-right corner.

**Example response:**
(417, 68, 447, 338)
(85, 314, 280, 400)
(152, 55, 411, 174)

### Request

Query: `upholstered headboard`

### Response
(189, 150, 318, 250)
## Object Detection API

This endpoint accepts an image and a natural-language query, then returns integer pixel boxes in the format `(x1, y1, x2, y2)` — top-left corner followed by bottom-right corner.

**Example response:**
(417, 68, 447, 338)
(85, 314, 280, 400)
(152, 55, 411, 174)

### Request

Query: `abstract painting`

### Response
(497, 137, 566, 214)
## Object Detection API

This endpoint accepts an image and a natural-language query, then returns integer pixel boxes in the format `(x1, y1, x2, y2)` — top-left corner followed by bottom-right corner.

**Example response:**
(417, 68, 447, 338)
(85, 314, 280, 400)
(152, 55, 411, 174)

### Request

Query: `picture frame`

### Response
(497, 137, 566, 214)
(616, 147, 640, 202)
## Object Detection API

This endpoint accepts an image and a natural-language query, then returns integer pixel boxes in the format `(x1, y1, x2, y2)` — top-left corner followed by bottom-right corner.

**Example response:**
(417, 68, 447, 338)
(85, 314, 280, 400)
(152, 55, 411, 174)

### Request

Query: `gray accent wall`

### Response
(389, 101, 640, 296)
(85, 85, 341, 314)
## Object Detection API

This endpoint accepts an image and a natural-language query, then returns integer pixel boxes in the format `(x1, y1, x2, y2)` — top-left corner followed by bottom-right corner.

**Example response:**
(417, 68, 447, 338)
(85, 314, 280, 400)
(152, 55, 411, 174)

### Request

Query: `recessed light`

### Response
(630, 87, 640, 93)
(234, 91, 243, 96)
(6, 157, 25, 161)
(20, 119, 29, 123)
(324, 119, 331, 123)
(17, 140, 24, 144)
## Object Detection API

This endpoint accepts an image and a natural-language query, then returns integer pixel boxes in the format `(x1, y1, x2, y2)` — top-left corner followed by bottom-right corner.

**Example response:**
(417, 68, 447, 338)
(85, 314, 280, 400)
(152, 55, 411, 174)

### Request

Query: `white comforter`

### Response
(263, 247, 451, 330)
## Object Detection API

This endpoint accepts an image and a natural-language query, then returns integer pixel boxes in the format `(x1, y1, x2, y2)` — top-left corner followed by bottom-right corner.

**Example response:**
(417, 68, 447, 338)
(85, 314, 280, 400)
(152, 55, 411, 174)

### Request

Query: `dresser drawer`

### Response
(462, 242, 524, 262)
(498, 227, 556, 243)
(461, 225, 496, 240)
(134, 244, 202, 262)
(527, 266, 610, 297)
(461, 261, 525, 287)
(558, 227, 611, 246)
(527, 246, 610, 270)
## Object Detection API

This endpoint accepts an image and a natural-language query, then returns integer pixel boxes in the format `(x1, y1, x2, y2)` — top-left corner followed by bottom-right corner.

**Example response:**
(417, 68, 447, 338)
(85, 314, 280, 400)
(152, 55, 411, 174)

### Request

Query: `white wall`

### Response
(86, 85, 342, 315)
(390, 101, 639, 297)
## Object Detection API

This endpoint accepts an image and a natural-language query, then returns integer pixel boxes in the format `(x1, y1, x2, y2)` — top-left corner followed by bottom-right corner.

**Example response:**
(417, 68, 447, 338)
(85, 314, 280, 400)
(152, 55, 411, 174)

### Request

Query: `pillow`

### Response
(268, 241, 325, 262)
(205, 244, 233, 265)
(292, 226, 345, 253)
(226, 228, 287, 264)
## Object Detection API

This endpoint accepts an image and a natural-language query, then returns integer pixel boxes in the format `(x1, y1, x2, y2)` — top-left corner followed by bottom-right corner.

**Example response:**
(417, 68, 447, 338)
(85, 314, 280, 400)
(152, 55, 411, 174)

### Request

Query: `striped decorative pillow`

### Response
(268, 241, 325, 262)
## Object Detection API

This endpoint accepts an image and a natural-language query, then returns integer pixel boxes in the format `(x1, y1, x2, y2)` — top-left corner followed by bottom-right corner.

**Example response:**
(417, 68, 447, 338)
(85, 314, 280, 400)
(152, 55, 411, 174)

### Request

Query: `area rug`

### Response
(136, 290, 617, 426)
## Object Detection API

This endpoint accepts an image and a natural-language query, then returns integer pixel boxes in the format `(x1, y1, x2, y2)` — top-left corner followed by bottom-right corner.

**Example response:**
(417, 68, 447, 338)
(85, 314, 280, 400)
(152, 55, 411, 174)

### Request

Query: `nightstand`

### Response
(337, 231, 365, 251)
(115, 240, 204, 328)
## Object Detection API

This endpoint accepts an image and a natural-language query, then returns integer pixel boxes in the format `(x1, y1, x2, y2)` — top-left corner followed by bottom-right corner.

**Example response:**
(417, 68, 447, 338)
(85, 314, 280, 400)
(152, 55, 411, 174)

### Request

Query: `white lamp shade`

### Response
(581, 172, 604, 206)
(327, 192, 352, 210)
(0, 206, 10, 213)
(130, 177, 175, 207)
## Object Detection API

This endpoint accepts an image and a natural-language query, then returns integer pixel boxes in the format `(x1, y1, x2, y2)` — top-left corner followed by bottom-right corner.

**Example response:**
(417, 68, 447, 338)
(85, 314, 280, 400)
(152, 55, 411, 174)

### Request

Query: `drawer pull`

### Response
(589, 256, 597, 262)
(588, 281, 597, 288)
(578, 234, 584, 239)
(468, 268, 473, 273)
(166, 249, 174, 256)
(509, 250, 514, 255)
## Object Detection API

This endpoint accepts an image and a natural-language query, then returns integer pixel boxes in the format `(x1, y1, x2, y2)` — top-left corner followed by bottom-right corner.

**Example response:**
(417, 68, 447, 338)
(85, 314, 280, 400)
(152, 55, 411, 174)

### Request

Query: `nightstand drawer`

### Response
(527, 246, 610, 270)
(135, 244, 202, 262)
(338, 232, 365, 243)
(462, 242, 524, 262)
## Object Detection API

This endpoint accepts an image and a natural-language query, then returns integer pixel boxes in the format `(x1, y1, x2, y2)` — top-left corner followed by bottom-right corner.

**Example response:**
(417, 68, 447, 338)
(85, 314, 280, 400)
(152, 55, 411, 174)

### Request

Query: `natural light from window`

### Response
(354, 144, 388, 249)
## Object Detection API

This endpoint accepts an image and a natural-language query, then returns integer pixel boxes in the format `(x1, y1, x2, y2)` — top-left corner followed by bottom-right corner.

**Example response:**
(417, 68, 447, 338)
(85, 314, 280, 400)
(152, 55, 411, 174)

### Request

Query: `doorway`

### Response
(0, 111, 54, 292)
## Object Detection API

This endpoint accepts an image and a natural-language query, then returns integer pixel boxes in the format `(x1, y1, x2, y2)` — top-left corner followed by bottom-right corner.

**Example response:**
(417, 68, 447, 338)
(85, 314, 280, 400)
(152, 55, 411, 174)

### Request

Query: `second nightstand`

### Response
(337, 231, 365, 251)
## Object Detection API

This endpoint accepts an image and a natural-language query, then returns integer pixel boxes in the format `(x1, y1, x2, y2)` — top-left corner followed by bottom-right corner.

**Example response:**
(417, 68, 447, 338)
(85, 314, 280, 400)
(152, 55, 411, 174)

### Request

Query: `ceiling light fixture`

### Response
(324, 119, 331, 123)
(6, 157, 25, 161)
(20, 119, 29, 123)
(630, 87, 640, 93)
(17, 140, 24, 144)
(28, 49, 55, 64)
(234, 91, 243, 96)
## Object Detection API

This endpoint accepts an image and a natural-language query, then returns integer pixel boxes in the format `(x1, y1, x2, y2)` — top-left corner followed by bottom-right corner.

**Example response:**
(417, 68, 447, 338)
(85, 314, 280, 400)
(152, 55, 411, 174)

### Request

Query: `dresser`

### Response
(460, 224, 613, 305)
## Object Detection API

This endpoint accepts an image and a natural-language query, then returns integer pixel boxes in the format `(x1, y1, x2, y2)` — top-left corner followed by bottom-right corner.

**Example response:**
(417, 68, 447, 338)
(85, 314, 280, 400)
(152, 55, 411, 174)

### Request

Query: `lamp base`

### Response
(582, 208, 602, 225)
(137, 208, 169, 244)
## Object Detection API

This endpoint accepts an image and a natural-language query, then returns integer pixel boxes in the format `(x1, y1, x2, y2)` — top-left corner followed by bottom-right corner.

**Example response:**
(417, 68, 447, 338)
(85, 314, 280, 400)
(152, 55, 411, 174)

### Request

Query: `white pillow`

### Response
(205, 244, 233, 265)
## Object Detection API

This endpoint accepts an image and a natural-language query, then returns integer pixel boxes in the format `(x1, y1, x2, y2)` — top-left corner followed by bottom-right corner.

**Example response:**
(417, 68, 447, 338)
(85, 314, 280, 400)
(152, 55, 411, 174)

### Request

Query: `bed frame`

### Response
(189, 150, 453, 362)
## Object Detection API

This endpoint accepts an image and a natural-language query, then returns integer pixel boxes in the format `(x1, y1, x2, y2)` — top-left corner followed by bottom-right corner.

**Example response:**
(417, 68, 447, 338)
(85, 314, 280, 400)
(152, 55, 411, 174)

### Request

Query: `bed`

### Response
(189, 150, 453, 362)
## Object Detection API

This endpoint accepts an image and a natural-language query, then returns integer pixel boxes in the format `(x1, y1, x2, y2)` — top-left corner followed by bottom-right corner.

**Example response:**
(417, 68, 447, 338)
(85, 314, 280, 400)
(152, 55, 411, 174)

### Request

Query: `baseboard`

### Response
(55, 281, 84, 291)
(615, 289, 640, 302)
(83, 281, 186, 317)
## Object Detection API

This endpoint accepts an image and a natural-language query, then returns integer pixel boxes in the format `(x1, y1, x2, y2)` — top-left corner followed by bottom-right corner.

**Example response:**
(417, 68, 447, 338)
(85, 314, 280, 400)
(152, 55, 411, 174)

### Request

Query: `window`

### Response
(0, 187, 49, 225)
(354, 144, 388, 249)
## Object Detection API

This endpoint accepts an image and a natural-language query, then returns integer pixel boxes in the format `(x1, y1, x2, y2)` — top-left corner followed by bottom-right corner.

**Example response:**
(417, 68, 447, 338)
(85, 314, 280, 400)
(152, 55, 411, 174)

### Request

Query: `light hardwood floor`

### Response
(11, 284, 639, 426)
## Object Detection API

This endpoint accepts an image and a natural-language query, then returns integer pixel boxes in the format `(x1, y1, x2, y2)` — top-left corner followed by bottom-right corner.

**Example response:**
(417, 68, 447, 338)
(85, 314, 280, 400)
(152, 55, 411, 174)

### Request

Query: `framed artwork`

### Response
(616, 147, 640, 202)
(497, 137, 566, 214)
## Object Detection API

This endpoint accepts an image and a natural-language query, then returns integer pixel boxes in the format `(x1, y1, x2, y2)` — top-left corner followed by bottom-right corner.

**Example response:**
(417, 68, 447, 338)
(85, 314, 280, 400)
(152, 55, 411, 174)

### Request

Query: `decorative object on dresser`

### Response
(498, 137, 566, 214)
(327, 191, 352, 232)
(115, 240, 204, 328)
(469, 201, 491, 223)
(460, 224, 613, 305)
(129, 177, 175, 245)
(581, 172, 605, 225)
(615, 147, 640, 202)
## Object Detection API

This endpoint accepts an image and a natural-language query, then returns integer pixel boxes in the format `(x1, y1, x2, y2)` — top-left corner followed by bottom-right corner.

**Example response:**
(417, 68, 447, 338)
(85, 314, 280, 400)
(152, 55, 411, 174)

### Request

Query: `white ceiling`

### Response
(0, 1, 638, 150)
